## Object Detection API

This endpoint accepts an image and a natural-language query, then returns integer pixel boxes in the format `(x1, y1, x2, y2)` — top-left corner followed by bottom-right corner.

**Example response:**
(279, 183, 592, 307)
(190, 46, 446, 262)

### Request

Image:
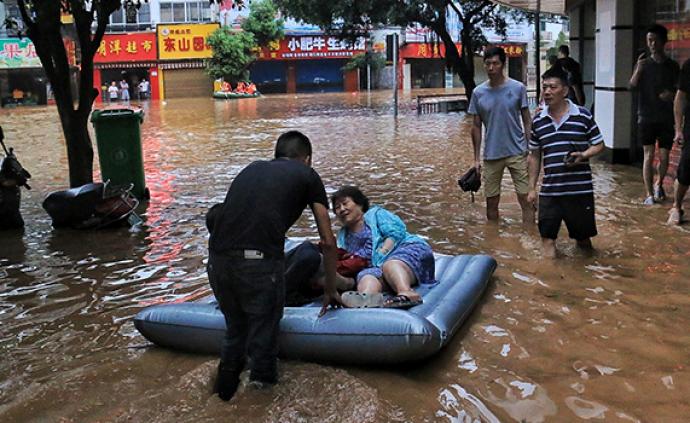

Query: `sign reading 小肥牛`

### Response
(94, 33, 157, 63)
(157, 23, 219, 60)
(0, 38, 41, 68)
(258, 36, 366, 60)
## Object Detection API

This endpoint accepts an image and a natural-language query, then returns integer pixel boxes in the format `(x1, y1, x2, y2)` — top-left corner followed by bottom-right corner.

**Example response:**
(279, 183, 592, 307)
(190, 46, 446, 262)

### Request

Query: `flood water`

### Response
(1, 91, 689, 422)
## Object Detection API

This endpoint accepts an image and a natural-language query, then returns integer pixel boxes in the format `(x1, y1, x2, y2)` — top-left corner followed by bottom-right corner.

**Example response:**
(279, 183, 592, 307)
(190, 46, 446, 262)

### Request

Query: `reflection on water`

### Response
(1, 91, 689, 421)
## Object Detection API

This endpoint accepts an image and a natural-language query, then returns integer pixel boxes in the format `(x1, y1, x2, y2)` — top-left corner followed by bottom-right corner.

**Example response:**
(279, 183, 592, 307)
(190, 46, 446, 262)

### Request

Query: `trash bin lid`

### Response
(91, 107, 144, 122)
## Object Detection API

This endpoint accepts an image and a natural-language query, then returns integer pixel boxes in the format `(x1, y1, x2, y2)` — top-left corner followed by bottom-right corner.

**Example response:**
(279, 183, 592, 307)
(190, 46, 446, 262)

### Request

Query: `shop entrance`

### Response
(0, 69, 49, 107)
(100, 68, 150, 101)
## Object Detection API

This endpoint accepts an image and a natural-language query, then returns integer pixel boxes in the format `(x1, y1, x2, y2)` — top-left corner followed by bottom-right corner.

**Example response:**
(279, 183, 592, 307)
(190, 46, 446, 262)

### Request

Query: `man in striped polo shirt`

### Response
(527, 67, 605, 258)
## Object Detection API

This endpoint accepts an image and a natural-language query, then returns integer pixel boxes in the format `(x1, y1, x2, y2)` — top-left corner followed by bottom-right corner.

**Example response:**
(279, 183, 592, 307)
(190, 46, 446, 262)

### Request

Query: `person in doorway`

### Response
(630, 24, 679, 205)
(207, 130, 341, 401)
(528, 67, 605, 258)
(107, 81, 119, 103)
(100, 83, 108, 102)
(119, 79, 130, 102)
(138, 78, 149, 100)
(555, 45, 585, 106)
(668, 57, 690, 224)
(329, 186, 434, 309)
(469, 46, 534, 224)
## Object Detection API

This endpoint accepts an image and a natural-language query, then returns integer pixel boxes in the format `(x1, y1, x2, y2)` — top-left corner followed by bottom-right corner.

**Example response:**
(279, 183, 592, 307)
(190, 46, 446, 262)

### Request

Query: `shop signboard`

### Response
(400, 42, 525, 59)
(0, 38, 41, 68)
(157, 23, 219, 60)
(95, 33, 157, 63)
(258, 35, 366, 60)
(666, 21, 690, 50)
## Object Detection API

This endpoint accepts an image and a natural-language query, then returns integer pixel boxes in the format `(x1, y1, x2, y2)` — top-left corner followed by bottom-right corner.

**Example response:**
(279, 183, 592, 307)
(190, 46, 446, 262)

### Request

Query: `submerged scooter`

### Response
(0, 126, 32, 230)
(43, 180, 142, 229)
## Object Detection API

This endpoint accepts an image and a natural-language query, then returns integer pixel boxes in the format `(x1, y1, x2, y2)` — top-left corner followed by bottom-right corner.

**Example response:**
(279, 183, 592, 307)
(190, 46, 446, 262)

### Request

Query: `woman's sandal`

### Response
(340, 291, 385, 308)
(382, 294, 423, 309)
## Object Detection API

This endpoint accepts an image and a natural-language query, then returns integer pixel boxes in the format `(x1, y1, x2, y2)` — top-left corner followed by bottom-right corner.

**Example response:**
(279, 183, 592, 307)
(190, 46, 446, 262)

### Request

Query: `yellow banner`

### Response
(157, 23, 219, 60)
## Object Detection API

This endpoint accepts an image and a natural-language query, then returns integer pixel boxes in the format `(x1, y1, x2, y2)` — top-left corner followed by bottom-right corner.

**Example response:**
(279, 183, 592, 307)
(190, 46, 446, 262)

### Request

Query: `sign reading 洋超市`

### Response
(94, 33, 157, 63)
(157, 23, 219, 60)
(258, 36, 366, 60)
(0, 38, 41, 68)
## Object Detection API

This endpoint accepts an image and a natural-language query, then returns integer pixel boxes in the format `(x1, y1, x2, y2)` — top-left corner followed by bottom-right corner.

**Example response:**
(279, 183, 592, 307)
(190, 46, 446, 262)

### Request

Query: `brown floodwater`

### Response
(0, 91, 688, 422)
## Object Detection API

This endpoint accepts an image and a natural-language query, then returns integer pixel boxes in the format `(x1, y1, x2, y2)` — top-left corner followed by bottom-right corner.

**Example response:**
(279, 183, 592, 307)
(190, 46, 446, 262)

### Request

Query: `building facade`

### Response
(563, 0, 690, 167)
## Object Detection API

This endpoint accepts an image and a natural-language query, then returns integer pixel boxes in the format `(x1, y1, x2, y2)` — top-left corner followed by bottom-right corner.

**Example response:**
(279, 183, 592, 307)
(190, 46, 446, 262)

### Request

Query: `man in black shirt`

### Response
(630, 24, 679, 205)
(556, 45, 585, 106)
(669, 59, 690, 224)
(207, 130, 340, 401)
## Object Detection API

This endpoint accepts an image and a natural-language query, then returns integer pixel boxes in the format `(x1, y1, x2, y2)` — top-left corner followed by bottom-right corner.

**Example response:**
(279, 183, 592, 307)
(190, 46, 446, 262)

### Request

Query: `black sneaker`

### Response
(213, 362, 240, 401)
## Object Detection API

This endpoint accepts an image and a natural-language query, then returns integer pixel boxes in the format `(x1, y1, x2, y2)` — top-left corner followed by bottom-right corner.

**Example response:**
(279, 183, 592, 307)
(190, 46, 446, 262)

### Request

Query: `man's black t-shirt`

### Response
(635, 57, 679, 124)
(678, 58, 690, 133)
(209, 158, 328, 258)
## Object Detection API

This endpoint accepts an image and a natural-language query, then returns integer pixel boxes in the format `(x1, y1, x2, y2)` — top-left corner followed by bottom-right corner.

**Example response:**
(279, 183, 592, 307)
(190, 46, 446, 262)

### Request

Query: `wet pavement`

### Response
(0, 91, 689, 422)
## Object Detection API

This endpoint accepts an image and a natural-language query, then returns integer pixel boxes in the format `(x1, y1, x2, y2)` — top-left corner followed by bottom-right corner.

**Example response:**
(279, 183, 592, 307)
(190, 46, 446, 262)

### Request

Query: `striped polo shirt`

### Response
(529, 100, 604, 196)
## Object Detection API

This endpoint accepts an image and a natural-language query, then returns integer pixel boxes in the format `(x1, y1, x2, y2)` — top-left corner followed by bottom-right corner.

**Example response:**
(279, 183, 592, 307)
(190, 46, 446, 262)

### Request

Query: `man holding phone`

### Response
(528, 67, 605, 258)
(630, 24, 679, 205)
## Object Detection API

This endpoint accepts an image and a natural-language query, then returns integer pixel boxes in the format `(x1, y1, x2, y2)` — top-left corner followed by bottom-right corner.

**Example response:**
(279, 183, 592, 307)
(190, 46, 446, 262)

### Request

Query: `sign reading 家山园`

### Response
(94, 33, 157, 63)
(0, 38, 41, 68)
(258, 35, 366, 60)
(157, 23, 219, 60)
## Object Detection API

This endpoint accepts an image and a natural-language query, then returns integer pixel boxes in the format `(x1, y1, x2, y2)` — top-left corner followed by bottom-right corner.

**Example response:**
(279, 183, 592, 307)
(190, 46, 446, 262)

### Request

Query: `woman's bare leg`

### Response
(381, 260, 421, 301)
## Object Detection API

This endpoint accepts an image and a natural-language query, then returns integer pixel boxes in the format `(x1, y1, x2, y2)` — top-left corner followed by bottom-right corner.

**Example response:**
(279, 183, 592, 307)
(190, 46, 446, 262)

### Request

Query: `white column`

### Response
(594, 0, 634, 162)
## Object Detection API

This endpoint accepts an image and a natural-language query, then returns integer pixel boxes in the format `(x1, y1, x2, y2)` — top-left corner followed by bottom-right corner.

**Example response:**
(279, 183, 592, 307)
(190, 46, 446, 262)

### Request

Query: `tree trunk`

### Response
(432, 23, 477, 100)
(42, 33, 95, 188)
(459, 25, 477, 100)
(63, 112, 95, 187)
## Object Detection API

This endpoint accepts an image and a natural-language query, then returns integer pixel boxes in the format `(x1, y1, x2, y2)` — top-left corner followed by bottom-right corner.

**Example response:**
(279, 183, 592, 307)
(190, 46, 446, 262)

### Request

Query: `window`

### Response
(160, 3, 173, 22)
(201, 2, 212, 22)
(173, 3, 186, 22)
(138, 4, 151, 23)
(160, 1, 213, 23)
(188, 2, 200, 21)
(111, 8, 125, 24)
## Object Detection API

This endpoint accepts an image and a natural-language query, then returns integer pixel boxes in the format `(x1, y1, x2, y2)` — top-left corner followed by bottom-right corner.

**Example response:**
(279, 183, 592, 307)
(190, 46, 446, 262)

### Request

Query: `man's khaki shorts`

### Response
(482, 153, 530, 198)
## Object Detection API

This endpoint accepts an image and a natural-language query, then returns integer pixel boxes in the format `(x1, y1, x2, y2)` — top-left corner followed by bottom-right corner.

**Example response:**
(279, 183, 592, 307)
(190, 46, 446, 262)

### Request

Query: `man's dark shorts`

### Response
(538, 194, 597, 240)
(638, 122, 674, 150)
(678, 136, 690, 186)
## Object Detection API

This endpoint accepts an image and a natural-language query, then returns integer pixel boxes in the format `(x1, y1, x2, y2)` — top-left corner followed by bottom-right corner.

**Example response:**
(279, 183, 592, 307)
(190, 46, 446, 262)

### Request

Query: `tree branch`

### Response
(16, 0, 36, 32)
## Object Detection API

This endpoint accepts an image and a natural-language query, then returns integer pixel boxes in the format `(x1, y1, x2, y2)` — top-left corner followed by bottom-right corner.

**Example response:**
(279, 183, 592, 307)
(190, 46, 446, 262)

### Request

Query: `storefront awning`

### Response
(491, 0, 565, 15)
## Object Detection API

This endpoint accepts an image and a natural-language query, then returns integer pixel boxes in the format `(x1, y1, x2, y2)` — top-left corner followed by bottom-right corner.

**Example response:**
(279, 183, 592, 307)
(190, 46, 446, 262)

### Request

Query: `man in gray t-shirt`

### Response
(468, 46, 533, 224)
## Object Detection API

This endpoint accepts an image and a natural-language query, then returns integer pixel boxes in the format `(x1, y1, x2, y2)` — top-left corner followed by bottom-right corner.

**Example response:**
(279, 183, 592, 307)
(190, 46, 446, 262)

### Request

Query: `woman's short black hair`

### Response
(330, 186, 370, 212)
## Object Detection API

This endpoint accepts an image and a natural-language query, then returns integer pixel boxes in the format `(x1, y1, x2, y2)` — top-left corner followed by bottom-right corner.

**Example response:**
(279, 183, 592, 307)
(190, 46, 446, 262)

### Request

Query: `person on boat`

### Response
(246, 82, 257, 95)
(330, 186, 434, 309)
(207, 130, 341, 401)
(221, 81, 232, 92)
(234, 81, 247, 94)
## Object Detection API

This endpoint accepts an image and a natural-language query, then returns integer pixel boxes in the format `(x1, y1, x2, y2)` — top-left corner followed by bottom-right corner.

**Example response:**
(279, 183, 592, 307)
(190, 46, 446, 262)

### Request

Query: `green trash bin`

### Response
(90, 107, 148, 199)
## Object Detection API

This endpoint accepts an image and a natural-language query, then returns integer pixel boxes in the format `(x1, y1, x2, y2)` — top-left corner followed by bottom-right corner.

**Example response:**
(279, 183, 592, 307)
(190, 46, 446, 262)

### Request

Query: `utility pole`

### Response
(535, 0, 542, 102)
(393, 33, 398, 117)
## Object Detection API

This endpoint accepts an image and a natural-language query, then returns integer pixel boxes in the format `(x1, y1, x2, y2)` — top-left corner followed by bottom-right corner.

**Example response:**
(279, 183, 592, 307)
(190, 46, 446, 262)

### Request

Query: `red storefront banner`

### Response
(94, 32, 157, 63)
(400, 42, 525, 59)
(258, 35, 366, 60)
(665, 21, 690, 49)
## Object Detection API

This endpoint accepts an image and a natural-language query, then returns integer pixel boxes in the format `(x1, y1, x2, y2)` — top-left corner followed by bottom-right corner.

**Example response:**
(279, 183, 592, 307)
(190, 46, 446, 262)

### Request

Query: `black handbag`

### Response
(458, 167, 481, 202)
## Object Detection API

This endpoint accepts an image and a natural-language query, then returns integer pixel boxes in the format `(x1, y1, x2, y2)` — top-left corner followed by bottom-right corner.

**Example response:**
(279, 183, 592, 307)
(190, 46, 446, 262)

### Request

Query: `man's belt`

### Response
(224, 249, 267, 260)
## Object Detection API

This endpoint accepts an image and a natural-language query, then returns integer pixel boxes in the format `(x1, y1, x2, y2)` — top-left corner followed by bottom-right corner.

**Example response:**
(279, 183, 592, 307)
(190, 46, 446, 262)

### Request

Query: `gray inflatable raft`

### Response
(134, 247, 496, 364)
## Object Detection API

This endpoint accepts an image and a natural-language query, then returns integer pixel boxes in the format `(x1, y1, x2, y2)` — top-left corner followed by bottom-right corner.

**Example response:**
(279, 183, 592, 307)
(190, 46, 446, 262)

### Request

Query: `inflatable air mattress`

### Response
(134, 243, 496, 364)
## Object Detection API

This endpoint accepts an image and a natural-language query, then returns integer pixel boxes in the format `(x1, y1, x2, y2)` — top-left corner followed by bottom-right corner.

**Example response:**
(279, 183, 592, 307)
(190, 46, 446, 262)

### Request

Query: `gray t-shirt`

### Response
(468, 78, 529, 160)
